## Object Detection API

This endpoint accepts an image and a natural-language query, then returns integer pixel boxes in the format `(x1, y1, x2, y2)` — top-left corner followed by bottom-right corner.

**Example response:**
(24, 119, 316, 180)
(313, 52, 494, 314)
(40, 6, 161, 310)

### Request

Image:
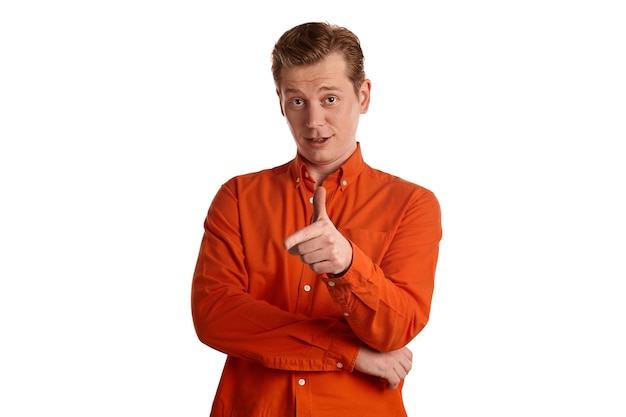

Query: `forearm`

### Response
(192, 184, 361, 371)
(191, 213, 360, 371)
(191, 273, 360, 371)
(324, 191, 442, 352)
(321, 246, 436, 351)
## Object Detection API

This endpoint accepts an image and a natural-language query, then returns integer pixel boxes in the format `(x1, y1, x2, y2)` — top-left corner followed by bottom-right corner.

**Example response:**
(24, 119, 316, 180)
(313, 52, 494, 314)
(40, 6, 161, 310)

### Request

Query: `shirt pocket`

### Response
(341, 228, 391, 264)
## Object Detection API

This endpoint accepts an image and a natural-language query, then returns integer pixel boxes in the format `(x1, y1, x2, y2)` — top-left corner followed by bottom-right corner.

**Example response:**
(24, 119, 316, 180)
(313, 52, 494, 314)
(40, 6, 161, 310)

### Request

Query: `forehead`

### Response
(279, 53, 351, 93)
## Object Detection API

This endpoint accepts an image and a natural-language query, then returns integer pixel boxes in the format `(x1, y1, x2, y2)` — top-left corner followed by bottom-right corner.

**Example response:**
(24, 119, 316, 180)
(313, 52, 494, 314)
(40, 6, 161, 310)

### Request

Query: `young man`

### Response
(191, 22, 442, 416)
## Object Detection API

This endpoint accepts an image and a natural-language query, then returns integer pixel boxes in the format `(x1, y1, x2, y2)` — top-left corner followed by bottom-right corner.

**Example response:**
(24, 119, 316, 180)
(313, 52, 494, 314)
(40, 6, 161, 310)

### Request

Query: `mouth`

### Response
(307, 136, 331, 144)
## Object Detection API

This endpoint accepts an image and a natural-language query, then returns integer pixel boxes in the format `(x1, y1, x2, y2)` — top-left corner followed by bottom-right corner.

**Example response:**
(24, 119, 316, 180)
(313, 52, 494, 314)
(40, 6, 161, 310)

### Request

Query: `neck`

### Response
(302, 143, 357, 186)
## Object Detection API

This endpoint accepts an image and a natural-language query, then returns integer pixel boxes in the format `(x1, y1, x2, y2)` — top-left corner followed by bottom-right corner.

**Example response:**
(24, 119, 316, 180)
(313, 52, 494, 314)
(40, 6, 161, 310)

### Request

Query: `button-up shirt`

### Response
(191, 143, 442, 417)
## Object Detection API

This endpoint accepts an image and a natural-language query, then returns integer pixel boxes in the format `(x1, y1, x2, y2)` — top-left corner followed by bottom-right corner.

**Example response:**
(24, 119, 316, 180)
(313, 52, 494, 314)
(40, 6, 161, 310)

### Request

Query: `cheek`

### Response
(285, 112, 303, 128)
(284, 114, 301, 135)
(335, 108, 359, 129)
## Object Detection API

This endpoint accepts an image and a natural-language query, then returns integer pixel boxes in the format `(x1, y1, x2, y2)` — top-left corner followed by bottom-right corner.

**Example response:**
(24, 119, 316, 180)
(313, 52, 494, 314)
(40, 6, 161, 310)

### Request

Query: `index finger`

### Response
(283, 223, 322, 254)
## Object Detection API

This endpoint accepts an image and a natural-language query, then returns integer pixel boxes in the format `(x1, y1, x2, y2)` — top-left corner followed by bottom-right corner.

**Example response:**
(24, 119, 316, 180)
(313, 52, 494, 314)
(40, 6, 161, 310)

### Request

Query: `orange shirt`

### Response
(191, 143, 442, 417)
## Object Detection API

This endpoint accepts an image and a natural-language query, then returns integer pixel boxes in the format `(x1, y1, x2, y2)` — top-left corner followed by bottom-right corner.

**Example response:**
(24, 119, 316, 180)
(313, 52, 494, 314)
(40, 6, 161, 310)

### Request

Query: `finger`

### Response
(283, 223, 322, 253)
(312, 186, 328, 222)
(387, 366, 407, 390)
(401, 346, 413, 360)
(399, 348, 413, 373)
(283, 233, 302, 254)
(386, 377, 400, 390)
(399, 359, 411, 376)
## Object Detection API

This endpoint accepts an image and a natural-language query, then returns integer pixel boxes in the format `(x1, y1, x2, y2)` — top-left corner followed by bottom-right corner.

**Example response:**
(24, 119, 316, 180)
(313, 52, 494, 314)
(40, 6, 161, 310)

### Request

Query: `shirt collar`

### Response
(290, 142, 365, 191)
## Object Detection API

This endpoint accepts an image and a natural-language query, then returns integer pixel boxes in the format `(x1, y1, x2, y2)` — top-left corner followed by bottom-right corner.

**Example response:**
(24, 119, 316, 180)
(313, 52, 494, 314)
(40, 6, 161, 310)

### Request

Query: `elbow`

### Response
(365, 315, 430, 352)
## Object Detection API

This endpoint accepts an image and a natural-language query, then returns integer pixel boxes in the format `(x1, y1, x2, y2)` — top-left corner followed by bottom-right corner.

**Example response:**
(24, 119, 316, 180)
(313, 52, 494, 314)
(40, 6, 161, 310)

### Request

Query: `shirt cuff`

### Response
(324, 324, 361, 372)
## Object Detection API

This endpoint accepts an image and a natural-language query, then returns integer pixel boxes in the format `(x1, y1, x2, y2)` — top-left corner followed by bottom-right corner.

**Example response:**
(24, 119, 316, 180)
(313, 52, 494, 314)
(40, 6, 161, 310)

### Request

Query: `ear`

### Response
(276, 88, 285, 116)
(359, 79, 371, 114)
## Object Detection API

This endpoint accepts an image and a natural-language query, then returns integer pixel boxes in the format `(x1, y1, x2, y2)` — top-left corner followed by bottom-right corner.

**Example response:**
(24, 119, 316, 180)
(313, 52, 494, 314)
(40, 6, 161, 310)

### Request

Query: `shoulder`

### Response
(221, 160, 292, 192)
(363, 163, 437, 199)
(359, 164, 441, 225)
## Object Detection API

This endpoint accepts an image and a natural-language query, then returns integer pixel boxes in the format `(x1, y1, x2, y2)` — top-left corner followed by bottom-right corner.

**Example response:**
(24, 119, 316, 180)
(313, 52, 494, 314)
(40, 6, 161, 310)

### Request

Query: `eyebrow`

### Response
(283, 85, 342, 95)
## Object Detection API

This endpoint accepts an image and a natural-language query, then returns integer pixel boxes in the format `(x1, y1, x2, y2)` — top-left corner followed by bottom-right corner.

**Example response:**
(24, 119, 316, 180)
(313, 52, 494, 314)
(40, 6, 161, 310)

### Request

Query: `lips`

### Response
(307, 136, 331, 143)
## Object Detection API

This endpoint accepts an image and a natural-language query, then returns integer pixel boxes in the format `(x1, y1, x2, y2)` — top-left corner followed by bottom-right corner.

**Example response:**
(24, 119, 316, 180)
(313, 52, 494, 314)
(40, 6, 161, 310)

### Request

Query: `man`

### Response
(191, 22, 442, 416)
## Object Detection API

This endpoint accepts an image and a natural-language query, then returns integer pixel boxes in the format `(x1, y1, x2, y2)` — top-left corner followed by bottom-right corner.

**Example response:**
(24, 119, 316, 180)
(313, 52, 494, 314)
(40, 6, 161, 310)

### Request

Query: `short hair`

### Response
(271, 22, 366, 96)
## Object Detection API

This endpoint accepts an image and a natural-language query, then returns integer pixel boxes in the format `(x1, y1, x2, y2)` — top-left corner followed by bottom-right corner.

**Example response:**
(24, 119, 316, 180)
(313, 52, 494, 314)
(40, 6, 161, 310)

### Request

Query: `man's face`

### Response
(277, 53, 370, 174)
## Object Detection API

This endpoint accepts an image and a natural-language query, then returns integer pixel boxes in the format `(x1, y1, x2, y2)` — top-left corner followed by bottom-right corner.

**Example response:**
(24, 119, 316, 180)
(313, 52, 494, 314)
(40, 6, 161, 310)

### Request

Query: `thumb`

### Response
(312, 186, 328, 222)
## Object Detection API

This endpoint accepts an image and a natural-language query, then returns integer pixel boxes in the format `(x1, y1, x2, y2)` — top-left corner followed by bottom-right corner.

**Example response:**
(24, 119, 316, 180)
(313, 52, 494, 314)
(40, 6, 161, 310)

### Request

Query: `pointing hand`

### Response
(283, 186, 353, 275)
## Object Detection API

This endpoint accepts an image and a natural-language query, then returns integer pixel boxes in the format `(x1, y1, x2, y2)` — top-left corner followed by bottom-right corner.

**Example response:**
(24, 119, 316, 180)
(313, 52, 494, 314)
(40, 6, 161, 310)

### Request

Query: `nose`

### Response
(305, 104, 325, 128)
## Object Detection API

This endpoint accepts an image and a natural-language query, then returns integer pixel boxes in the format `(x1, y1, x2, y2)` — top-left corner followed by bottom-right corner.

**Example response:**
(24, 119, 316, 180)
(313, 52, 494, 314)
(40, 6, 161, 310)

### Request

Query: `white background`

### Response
(1, 1, 625, 415)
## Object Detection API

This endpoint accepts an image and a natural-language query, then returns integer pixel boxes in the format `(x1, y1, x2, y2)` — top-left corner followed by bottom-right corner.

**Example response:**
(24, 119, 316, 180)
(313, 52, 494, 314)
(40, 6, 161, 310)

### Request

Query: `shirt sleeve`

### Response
(191, 183, 361, 372)
(320, 188, 442, 352)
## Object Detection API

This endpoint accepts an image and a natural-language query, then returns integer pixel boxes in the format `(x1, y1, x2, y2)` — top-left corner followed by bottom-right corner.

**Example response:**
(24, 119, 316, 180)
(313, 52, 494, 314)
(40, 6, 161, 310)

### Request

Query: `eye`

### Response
(291, 98, 304, 106)
(325, 96, 338, 104)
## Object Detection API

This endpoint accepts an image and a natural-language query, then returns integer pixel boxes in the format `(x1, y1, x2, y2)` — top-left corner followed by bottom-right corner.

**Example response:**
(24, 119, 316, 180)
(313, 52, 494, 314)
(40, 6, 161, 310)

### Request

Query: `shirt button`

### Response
(304, 172, 310, 178)
(298, 378, 306, 386)
(303, 284, 311, 292)
(327, 281, 336, 287)
(336, 362, 344, 369)
(296, 177, 300, 183)
(343, 312, 350, 317)
(309, 196, 313, 203)
(342, 180, 347, 186)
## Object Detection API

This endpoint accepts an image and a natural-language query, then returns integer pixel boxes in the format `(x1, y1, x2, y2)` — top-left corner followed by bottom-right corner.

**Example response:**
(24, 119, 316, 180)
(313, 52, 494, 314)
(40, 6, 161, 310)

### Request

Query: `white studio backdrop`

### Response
(1, 1, 624, 416)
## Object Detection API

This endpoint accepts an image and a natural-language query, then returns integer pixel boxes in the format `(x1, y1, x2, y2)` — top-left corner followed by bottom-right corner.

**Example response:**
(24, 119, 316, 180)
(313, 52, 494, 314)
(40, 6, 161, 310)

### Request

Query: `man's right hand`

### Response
(354, 345, 413, 390)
